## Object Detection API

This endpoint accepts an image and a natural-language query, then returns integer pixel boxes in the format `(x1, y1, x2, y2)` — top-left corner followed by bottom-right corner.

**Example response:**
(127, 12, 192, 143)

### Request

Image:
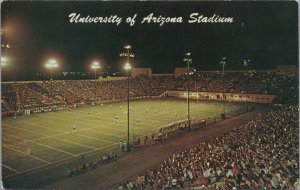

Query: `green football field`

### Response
(2, 99, 244, 178)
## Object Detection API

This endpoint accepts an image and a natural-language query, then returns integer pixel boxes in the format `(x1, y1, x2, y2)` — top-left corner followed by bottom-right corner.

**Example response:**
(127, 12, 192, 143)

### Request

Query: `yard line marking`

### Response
(31, 132, 73, 141)
(6, 122, 118, 146)
(80, 127, 123, 138)
(3, 146, 50, 164)
(4, 124, 49, 138)
(3, 163, 50, 179)
(12, 127, 99, 150)
(75, 134, 115, 144)
(3, 142, 120, 179)
(17, 121, 67, 132)
(55, 138, 97, 150)
(2, 164, 20, 174)
(4, 120, 67, 134)
(3, 133, 75, 156)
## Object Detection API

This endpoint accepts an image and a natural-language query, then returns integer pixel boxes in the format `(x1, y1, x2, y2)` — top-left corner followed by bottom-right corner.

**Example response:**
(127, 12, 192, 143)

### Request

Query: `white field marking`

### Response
(4, 104, 230, 146)
(20, 112, 128, 134)
(3, 146, 50, 164)
(2, 164, 20, 174)
(3, 133, 75, 156)
(3, 125, 49, 139)
(5, 119, 102, 142)
(31, 109, 160, 137)
(69, 105, 193, 129)
(49, 137, 97, 150)
(5, 117, 154, 136)
(65, 104, 181, 121)
(31, 124, 120, 142)
(29, 132, 73, 141)
(9, 118, 122, 143)
(6, 120, 67, 133)
(3, 142, 120, 179)
(14, 126, 99, 149)
(79, 127, 122, 138)
(75, 134, 116, 144)
(76, 118, 155, 133)
(17, 103, 195, 137)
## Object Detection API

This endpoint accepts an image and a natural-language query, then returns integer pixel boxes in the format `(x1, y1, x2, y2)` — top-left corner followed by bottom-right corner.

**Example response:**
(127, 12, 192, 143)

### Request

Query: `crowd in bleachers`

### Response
(69, 152, 118, 177)
(1, 71, 298, 114)
(119, 105, 299, 190)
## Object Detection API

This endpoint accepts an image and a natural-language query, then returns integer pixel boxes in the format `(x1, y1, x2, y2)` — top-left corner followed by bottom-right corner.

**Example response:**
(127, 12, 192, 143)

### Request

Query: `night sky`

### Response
(1, 1, 298, 80)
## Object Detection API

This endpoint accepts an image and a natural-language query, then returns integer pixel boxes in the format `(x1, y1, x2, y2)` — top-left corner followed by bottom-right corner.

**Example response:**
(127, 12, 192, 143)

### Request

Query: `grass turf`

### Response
(2, 99, 244, 177)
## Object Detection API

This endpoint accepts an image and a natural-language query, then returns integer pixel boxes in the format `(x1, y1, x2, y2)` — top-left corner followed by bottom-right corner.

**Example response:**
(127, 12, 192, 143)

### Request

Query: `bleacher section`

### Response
(1, 71, 298, 115)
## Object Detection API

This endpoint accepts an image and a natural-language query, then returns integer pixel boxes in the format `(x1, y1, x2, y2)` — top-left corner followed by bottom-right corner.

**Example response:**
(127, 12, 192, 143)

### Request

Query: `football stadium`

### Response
(1, 1, 299, 190)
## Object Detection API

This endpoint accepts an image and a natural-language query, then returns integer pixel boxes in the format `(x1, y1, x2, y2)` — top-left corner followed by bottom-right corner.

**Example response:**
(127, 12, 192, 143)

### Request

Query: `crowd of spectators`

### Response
(69, 152, 118, 177)
(119, 105, 299, 189)
(1, 71, 298, 114)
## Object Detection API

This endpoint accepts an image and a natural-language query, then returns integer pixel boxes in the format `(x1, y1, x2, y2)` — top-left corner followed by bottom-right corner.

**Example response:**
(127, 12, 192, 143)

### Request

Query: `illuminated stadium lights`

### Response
(220, 57, 226, 73)
(45, 59, 58, 80)
(124, 45, 131, 50)
(1, 42, 10, 53)
(91, 61, 101, 79)
(120, 44, 134, 152)
(219, 57, 227, 118)
(124, 62, 131, 71)
(243, 59, 251, 111)
(119, 45, 134, 58)
(243, 59, 251, 67)
(1, 56, 8, 63)
(183, 52, 192, 130)
(1, 42, 10, 67)
(1, 56, 8, 67)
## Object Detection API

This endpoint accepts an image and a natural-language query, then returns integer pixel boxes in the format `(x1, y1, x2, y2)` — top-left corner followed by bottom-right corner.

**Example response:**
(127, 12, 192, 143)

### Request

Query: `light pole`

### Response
(243, 59, 251, 111)
(1, 43, 10, 68)
(1, 42, 10, 54)
(91, 61, 101, 80)
(220, 57, 226, 118)
(220, 57, 226, 74)
(183, 52, 192, 130)
(1, 57, 8, 67)
(45, 59, 58, 80)
(120, 45, 134, 152)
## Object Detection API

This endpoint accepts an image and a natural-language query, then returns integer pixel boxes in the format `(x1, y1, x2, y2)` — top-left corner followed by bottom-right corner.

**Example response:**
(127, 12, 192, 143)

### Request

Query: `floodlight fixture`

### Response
(124, 63, 132, 71)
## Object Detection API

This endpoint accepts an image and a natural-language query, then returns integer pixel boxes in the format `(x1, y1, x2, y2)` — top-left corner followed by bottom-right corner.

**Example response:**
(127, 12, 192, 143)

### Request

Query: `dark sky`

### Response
(1, 1, 298, 79)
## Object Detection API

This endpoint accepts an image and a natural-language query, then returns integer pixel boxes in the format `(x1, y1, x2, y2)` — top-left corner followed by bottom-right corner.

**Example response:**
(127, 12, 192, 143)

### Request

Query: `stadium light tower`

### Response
(220, 57, 226, 74)
(183, 52, 192, 130)
(120, 45, 134, 152)
(1, 57, 8, 67)
(1, 42, 10, 54)
(91, 61, 101, 80)
(243, 59, 251, 111)
(1, 43, 10, 68)
(220, 57, 227, 118)
(45, 59, 58, 80)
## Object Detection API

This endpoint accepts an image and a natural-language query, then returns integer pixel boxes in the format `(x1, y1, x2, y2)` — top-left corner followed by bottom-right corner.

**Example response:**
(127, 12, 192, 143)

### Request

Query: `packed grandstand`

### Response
(119, 105, 299, 189)
(1, 71, 298, 116)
